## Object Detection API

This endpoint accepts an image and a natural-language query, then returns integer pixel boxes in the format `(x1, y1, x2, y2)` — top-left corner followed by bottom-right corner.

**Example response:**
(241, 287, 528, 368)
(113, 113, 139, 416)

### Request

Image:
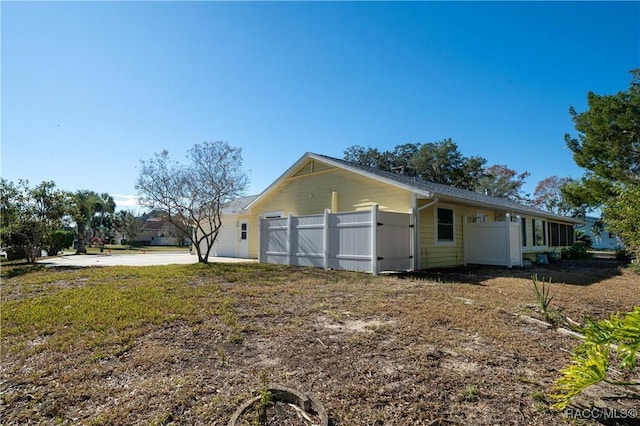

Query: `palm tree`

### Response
(92, 193, 116, 241)
(68, 190, 101, 254)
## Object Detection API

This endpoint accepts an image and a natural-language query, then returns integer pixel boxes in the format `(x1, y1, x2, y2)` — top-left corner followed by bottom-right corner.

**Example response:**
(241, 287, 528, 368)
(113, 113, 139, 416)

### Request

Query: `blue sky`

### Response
(2, 1, 639, 210)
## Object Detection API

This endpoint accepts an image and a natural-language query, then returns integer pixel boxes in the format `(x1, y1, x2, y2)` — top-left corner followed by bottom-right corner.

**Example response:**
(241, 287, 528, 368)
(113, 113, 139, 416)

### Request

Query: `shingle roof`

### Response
(310, 153, 582, 224)
(223, 194, 259, 215)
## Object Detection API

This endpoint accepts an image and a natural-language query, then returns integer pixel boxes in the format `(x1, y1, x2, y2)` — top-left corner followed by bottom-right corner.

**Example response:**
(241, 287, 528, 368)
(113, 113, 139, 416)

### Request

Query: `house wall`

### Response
(416, 203, 577, 268)
(417, 201, 494, 269)
(208, 214, 238, 257)
(245, 160, 413, 258)
(243, 157, 580, 267)
(519, 217, 578, 261)
(575, 217, 624, 250)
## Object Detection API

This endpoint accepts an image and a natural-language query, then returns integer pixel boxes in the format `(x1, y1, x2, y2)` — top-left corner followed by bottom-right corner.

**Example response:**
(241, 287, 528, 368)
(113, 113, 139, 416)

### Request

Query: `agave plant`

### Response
(531, 274, 556, 323)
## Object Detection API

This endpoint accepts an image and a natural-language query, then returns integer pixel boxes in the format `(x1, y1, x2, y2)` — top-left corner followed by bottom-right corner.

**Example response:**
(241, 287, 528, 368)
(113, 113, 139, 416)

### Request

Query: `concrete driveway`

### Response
(38, 252, 257, 267)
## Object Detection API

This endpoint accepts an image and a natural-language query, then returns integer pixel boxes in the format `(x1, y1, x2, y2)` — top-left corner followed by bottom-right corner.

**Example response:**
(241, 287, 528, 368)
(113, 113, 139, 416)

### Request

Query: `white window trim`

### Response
(434, 204, 456, 246)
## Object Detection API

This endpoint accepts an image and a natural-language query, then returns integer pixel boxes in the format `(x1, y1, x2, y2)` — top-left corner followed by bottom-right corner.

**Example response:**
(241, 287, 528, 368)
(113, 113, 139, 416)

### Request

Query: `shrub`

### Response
(46, 230, 74, 255)
(575, 230, 594, 249)
(545, 250, 561, 263)
(561, 243, 592, 260)
(616, 249, 631, 260)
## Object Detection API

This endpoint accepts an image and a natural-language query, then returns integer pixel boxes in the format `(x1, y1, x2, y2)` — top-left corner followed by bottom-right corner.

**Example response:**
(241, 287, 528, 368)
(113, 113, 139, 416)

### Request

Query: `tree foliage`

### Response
(409, 139, 487, 190)
(553, 70, 640, 411)
(563, 69, 640, 256)
(136, 141, 249, 263)
(92, 193, 116, 235)
(68, 190, 104, 254)
(344, 139, 487, 189)
(532, 176, 576, 215)
(475, 164, 530, 202)
(565, 69, 640, 187)
(47, 230, 75, 256)
(344, 140, 531, 198)
(112, 210, 143, 245)
(551, 307, 640, 411)
(0, 179, 67, 262)
(603, 185, 640, 259)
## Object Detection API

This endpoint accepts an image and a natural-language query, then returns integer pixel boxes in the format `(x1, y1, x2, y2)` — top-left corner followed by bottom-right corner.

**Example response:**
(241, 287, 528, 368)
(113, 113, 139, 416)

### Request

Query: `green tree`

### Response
(563, 68, 640, 256)
(563, 69, 640, 206)
(603, 185, 640, 259)
(47, 230, 75, 255)
(0, 179, 67, 263)
(343, 145, 388, 170)
(136, 141, 249, 263)
(68, 190, 102, 254)
(475, 164, 530, 202)
(112, 210, 142, 245)
(408, 139, 487, 189)
(92, 193, 116, 239)
(344, 139, 487, 190)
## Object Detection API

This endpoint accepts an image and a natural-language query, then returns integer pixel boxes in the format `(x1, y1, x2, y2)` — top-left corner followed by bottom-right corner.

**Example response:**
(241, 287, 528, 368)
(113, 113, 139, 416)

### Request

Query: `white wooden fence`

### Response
(463, 215, 523, 267)
(259, 206, 413, 274)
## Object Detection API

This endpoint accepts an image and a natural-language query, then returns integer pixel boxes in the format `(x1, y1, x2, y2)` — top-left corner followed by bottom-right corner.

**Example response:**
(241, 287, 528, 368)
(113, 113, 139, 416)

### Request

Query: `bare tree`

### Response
(136, 141, 249, 263)
(533, 176, 575, 215)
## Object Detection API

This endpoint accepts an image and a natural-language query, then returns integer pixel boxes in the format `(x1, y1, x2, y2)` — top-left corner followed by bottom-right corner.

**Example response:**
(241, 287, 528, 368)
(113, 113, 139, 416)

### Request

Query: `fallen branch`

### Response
(519, 314, 552, 329)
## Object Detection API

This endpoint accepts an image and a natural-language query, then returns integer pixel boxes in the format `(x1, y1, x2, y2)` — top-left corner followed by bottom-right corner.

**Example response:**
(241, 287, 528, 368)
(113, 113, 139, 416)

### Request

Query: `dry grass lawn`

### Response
(1, 259, 638, 425)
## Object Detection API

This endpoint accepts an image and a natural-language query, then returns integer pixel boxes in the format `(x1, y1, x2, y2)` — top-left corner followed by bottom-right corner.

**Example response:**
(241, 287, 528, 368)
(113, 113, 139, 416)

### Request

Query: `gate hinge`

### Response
(377, 256, 384, 261)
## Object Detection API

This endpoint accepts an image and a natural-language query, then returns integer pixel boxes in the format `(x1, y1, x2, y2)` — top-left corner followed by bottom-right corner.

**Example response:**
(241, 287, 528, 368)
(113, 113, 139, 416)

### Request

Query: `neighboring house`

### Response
(203, 195, 259, 258)
(209, 153, 582, 272)
(138, 213, 182, 246)
(575, 216, 624, 250)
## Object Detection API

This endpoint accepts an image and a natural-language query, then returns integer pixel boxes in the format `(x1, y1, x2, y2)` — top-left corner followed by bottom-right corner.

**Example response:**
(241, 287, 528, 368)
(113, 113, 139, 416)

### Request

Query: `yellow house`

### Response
(211, 152, 582, 272)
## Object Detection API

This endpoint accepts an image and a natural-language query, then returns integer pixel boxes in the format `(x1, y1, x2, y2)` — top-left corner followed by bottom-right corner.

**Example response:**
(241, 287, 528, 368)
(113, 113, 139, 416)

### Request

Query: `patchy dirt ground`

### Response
(1, 259, 639, 425)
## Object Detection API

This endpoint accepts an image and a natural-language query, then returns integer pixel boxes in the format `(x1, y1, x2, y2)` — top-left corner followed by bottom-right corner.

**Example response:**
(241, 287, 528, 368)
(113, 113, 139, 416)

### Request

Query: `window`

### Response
(550, 222, 560, 246)
(548, 222, 575, 247)
(533, 219, 546, 246)
(240, 223, 247, 240)
(521, 217, 527, 247)
(437, 207, 454, 242)
(559, 224, 568, 246)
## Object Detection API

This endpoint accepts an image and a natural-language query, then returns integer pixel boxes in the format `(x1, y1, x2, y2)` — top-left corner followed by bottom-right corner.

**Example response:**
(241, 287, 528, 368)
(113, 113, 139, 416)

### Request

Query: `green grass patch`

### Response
(2, 264, 231, 357)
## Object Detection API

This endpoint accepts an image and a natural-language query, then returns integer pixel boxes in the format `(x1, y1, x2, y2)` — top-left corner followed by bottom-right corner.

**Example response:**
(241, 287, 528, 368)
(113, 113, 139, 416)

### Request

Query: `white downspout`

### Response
(417, 197, 440, 213)
(415, 196, 439, 270)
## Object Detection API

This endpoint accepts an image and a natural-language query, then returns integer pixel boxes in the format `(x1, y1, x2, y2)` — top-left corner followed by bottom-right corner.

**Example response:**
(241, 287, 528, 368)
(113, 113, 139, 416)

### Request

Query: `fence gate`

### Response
(377, 211, 413, 272)
(259, 206, 413, 274)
